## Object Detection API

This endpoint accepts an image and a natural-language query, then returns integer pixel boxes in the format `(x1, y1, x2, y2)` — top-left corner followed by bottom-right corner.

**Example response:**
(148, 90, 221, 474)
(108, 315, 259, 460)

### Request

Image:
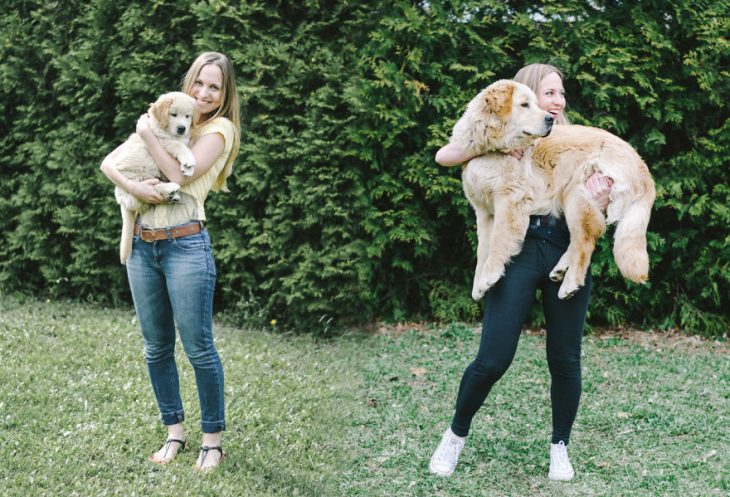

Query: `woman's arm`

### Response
(136, 115, 225, 186)
(436, 142, 612, 209)
(435, 143, 480, 167)
(436, 142, 525, 165)
(99, 144, 164, 203)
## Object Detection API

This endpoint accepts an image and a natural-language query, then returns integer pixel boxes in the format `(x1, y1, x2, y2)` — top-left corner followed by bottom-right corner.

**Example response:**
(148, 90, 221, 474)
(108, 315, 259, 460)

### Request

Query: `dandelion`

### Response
(270, 319, 277, 326)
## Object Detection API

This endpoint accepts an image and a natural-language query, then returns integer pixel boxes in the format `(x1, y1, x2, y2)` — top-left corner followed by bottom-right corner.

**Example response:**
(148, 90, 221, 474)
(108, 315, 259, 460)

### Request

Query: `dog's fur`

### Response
(112, 91, 197, 264)
(451, 80, 656, 300)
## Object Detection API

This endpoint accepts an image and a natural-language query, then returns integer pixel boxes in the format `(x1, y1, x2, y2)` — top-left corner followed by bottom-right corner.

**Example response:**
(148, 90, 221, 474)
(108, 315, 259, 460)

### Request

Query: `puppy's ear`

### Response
(483, 82, 515, 120)
(150, 96, 173, 129)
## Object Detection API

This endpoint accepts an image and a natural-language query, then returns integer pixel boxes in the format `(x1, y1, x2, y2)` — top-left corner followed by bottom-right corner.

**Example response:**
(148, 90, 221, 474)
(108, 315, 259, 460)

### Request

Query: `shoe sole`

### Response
(548, 471, 575, 481)
(428, 461, 455, 477)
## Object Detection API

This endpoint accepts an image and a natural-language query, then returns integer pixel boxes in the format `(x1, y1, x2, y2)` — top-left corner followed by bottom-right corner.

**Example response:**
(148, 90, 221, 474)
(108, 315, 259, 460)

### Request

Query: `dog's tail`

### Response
(612, 176, 656, 283)
(120, 206, 135, 265)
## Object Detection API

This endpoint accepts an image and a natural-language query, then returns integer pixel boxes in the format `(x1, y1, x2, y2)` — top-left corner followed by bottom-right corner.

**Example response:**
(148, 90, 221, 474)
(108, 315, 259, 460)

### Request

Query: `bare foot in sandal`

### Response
(149, 424, 186, 464)
(195, 432, 224, 471)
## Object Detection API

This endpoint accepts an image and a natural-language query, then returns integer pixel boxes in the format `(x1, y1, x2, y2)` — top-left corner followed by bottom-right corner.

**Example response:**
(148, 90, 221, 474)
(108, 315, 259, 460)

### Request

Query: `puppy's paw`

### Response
(180, 160, 195, 177)
(155, 182, 181, 203)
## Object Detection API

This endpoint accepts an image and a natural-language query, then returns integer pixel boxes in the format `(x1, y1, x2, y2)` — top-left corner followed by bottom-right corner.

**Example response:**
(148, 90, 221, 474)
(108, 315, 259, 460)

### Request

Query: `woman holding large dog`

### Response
(100, 51, 240, 471)
(429, 63, 612, 481)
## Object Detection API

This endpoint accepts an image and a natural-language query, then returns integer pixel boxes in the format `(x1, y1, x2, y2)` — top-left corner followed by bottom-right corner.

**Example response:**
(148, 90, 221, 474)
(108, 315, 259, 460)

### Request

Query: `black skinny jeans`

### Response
(451, 218, 591, 445)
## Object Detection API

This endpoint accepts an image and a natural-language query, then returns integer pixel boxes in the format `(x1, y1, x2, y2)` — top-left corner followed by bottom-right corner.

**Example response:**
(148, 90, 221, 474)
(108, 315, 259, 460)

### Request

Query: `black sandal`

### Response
(196, 445, 225, 471)
(150, 438, 186, 465)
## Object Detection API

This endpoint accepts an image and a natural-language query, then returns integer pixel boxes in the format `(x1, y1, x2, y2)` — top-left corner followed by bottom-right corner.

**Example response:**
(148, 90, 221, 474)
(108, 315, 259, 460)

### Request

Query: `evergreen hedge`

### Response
(1, 0, 728, 336)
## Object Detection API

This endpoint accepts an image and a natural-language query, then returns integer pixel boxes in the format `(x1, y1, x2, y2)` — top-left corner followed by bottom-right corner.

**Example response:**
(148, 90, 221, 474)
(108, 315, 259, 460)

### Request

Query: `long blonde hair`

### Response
(514, 63, 571, 125)
(182, 51, 241, 192)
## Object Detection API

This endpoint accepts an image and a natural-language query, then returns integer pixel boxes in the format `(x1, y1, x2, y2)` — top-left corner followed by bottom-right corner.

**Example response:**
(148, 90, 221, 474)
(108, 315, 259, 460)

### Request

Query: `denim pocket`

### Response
(172, 231, 208, 252)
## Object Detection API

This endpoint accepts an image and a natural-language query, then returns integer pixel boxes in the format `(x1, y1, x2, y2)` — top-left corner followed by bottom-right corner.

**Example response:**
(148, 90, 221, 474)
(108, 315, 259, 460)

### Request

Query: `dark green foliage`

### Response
(1, 0, 728, 335)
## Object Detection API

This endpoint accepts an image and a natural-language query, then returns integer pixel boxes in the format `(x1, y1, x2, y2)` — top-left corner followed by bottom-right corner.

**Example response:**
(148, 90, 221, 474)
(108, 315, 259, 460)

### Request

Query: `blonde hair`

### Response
(514, 63, 571, 124)
(182, 51, 241, 192)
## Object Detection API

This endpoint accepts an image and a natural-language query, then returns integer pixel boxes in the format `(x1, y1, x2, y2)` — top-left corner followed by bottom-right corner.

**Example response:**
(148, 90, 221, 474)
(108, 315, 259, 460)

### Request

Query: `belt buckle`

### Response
(139, 228, 156, 243)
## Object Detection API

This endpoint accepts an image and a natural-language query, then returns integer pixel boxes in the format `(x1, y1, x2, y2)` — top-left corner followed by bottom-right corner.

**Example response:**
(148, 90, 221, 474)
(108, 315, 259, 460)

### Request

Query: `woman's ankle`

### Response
(196, 433, 224, 471)
(201, 431, 222, 447)
(167, 423, 185, 441)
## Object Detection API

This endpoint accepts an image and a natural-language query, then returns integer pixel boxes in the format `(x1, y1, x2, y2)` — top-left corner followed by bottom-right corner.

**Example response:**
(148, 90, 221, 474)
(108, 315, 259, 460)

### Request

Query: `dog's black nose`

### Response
(545, 115, 554, 126)
(177, 126, 187, 135)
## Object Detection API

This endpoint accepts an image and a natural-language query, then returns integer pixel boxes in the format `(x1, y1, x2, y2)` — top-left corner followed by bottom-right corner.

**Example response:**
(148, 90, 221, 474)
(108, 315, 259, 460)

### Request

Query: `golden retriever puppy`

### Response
(452, 80, 655, 300)
(112, 91, 197, 264)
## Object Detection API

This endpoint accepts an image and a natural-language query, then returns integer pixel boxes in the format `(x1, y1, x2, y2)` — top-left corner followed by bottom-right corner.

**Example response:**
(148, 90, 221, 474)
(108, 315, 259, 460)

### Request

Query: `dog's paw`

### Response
(155, 182, 181, 203)
(471, 271, 503, 300)
(471, 286, 485, 301)
(483, 270, 503, 288)
(549, 266, 568, 282)
(471, 277, 487, 301)
(558, 280, 581, 300)
(550, 255, 571, 282)
(180, 161, 195, 177)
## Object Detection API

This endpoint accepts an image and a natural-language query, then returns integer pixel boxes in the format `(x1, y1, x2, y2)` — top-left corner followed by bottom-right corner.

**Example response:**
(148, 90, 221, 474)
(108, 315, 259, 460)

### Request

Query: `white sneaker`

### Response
(548, 441, 575, 481)
(429, 428, 465, 477)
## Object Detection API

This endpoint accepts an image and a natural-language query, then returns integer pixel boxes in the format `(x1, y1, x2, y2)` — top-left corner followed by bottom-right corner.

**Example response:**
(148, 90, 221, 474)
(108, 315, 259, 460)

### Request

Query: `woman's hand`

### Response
(585, 172, 614, 211)
(126, 178, 164, 204)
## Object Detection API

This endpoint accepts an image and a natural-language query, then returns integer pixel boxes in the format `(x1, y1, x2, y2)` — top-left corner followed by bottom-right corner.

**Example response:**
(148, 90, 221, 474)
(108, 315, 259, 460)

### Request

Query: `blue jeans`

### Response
(126, 225, 225, 433)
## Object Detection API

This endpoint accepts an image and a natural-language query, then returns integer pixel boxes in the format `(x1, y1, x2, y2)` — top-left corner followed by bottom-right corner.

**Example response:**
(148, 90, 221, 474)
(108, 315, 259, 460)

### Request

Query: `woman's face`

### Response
(536, 71, 566, 121)
(191, 63, 223, 117)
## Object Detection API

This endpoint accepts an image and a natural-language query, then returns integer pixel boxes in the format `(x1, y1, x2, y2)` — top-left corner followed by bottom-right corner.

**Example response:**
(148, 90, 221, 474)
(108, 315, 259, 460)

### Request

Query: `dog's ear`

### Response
(482, 82, 515, 120)
(149, 96, 173, 129)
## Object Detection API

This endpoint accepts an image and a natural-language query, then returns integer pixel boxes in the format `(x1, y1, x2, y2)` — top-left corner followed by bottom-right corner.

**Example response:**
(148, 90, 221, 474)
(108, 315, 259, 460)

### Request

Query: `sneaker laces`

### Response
(434, 435, 464, 464)
(551, 441, 570, 468)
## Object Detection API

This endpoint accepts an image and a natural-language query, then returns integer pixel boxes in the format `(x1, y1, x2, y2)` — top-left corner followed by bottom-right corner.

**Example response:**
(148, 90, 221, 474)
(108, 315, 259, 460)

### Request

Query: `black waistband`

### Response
(527, 215, 570, 248)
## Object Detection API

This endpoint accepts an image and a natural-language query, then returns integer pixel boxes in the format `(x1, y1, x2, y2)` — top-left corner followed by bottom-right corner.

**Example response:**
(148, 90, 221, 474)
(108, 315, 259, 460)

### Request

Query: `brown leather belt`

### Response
(134, 222, 203, 243)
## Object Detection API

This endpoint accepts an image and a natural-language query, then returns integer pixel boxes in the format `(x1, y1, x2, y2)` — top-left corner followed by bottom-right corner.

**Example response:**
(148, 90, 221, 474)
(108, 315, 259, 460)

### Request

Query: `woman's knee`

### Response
(470, 357, 511, 384)
(144, 340, 175, 363)
(180, 336, 219, 367)
(547, 352, 581, 377)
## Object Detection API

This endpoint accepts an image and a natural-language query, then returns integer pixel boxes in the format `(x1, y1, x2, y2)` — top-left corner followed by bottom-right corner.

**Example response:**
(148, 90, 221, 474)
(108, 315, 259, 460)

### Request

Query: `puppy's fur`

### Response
(452, 80, 656, 300)
(112, 91, 197, 264)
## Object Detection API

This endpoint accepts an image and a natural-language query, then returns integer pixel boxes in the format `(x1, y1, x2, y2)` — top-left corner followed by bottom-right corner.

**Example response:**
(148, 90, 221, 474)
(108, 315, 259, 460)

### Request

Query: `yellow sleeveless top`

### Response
(138, 117, 235, 228)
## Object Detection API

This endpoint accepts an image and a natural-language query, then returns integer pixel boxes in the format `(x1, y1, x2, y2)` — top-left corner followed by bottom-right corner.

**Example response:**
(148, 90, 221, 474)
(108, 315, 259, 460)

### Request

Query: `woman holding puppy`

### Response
(430, 63, 612, 481)
(100, 51, 240, 471)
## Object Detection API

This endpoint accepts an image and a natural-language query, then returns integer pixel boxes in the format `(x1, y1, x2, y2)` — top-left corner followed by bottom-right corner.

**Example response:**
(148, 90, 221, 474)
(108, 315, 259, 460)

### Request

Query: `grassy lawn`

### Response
(0, 297, 366, 497)
(344, 323, 729, 497)
(1, 298, 728, 496)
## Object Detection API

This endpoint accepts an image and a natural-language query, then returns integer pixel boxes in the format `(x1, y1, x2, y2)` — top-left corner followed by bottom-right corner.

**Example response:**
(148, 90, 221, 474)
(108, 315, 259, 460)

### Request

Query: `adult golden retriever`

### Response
(450, 80, 656, 300)
(112, 91, 197, 264)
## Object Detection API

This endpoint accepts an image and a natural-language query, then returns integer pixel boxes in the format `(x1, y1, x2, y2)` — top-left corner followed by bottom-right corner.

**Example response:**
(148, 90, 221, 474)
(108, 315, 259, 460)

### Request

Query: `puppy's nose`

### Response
(177, 125, 187, 135)
(545, 115, 554, 126)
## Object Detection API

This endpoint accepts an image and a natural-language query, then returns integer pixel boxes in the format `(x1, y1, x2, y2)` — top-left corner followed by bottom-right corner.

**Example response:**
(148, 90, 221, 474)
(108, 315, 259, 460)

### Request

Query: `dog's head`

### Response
(463, 80, 554, 151)
(148, 92, 197, 139)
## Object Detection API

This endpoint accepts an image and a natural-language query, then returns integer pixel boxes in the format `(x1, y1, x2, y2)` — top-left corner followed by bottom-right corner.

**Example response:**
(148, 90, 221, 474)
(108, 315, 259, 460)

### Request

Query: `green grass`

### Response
(343, 323, 729, 497)
(0, 297, 366, 497)
(1, 299, 728, 496)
